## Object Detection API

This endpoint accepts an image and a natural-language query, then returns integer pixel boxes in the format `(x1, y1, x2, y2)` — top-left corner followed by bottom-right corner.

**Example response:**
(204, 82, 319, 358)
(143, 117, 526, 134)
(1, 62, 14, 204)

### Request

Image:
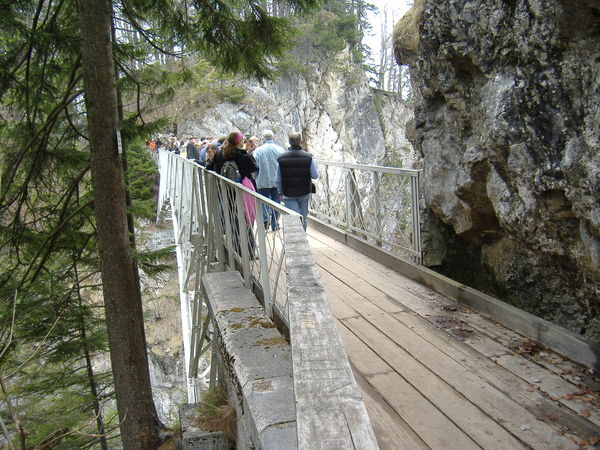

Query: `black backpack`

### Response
(222, 159, 241, 182)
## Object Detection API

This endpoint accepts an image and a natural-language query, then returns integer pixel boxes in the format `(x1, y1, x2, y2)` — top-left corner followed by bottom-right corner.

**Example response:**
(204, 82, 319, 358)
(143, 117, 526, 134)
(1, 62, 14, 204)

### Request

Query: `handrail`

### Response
(157, 150, 301, 394)
(157, 149, 378, 448)
(315, 159, 420, 176)
(312, 159, 422, 263)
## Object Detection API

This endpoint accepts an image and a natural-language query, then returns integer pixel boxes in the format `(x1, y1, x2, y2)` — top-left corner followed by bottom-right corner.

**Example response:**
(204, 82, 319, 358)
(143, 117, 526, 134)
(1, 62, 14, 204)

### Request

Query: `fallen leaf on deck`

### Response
(578, 437, 600, 446)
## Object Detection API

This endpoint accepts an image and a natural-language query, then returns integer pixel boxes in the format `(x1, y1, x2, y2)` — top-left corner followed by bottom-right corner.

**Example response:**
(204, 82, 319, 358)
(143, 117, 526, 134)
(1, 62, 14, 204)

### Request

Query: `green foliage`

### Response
(127, 141, 158, 219)
(273, 0, 374, 68)
(372, 90, 387, 136)
(16, 383, 112, 448)
(295, 10, 351, 54)
(135, 246, 176, 276)
(217, 85, 246, 104)
(1, 0, 324, 446)
(385, 144, 413, 169)
(274, 54, 309, 76)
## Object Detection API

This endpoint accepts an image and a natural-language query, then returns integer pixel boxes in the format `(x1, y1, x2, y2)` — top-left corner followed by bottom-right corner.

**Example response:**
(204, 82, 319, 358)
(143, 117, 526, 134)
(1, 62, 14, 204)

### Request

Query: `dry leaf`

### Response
(578, 437, 600, 446)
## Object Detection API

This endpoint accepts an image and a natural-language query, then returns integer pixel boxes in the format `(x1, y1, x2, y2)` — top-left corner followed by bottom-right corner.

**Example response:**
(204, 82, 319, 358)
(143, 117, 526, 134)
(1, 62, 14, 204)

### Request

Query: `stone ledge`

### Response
(202, 271, 297, 449)
(179, 404, 235, 450)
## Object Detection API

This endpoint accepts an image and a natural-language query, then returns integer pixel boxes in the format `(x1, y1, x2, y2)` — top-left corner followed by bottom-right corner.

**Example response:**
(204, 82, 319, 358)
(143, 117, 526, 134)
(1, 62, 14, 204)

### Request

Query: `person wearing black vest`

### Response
(276, 132, 319, 231)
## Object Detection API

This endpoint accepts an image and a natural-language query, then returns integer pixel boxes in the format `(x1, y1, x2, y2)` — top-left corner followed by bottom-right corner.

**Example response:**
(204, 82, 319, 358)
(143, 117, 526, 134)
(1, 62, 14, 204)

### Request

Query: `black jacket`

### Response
(278, 146, 313, 197)
(226, 148, 258, 188)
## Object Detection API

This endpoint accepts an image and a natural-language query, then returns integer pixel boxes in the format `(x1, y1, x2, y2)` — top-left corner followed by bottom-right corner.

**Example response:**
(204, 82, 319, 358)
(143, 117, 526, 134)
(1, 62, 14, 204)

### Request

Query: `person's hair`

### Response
(222, 131, 244, 159)
(207, 143, 219, 159)
(218, 135, 227, 144)
(288, 132, 302, 147)
(262, 129, 274, 141)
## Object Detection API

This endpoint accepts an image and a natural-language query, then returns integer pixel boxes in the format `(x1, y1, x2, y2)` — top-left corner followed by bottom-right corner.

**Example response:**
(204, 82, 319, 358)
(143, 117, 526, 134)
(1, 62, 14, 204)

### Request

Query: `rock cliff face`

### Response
(395, 0, 600, 341)
(176, 49, 413, 164)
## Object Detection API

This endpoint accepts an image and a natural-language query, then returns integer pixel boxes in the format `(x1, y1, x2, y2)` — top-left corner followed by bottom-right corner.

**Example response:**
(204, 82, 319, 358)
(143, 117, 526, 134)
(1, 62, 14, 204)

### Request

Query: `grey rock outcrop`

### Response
(177, 48, 412, 164)
(395, 0, 600, 340)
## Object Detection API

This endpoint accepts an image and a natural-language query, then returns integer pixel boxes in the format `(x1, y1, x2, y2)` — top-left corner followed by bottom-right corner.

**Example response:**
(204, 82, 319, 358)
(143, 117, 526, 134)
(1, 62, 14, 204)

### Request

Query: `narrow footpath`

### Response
(308, 229, 600, 450)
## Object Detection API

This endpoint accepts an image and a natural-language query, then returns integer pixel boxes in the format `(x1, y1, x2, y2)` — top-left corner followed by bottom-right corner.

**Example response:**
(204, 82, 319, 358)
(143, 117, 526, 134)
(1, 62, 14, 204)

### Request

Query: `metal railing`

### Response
(157, 150, 302, 400)
(157, 150, 379, 447)
(311, 160, 422, 263)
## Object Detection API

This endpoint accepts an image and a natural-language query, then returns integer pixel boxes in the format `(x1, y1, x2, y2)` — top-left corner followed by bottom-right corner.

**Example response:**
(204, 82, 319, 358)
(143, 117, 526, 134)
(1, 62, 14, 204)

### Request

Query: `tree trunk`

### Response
(77, 0, 162, 448)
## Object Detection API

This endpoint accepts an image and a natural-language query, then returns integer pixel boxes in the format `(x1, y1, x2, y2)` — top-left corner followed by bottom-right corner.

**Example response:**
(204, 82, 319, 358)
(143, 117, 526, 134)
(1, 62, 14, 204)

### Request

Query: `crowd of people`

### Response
(146, 130, 318, 231)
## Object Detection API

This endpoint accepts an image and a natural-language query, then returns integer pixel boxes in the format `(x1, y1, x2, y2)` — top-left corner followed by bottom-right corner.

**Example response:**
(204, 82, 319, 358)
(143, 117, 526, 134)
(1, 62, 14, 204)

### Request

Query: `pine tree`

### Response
(1, 0, 323, 447)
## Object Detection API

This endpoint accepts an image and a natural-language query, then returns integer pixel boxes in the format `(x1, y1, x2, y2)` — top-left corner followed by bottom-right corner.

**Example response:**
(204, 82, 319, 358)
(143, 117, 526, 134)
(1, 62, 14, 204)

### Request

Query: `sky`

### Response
(364, 0, 413, 63)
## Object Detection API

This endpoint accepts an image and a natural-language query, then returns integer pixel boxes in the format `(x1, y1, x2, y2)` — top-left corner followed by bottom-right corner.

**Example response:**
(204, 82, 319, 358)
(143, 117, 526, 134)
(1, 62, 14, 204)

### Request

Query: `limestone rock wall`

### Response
(395, 0, 600, 340)
(177, 48, 411, 163)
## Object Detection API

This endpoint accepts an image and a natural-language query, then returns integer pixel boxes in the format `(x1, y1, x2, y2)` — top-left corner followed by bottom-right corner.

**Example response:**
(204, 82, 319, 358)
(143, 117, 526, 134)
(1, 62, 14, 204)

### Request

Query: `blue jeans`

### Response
(283, 195, 310, 231)
(257, 187, 280, 231)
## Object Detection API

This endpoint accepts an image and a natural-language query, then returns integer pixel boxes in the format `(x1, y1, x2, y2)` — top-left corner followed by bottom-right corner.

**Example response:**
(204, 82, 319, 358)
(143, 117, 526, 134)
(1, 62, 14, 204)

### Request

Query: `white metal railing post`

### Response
(188, 165, 197, 240)
(196, 168, 208, 245)
(234, 188, 251, 286)
(325, 168, 331, 223)
(209, 317, 218, 389)
(411, 171, 422, 264)
(219, 181, 236, 269)
(255, 203, 272, 316)
(345, 168, 352, 231)
(172, 157, 179, 215)
(211, 177, 226, 271)
(312, 159, 422, 262)
(373, 170, 382, 245)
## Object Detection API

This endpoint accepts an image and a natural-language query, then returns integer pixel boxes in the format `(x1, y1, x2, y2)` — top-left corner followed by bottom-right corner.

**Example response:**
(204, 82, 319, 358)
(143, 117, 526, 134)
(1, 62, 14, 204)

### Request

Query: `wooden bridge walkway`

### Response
(307, 228, 600, 449)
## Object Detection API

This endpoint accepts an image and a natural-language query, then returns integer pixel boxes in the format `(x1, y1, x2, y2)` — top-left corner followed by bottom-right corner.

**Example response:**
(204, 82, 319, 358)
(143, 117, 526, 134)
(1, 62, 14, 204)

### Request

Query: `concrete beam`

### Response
(284, 215, 379, 449)
(202, 271, 296, 449)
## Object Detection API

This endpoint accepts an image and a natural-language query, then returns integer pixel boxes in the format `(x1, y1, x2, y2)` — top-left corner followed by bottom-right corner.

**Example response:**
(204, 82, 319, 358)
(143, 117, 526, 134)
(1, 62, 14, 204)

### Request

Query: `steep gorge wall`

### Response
(395, 0, 600, 340)
(176, 49, 413, 164)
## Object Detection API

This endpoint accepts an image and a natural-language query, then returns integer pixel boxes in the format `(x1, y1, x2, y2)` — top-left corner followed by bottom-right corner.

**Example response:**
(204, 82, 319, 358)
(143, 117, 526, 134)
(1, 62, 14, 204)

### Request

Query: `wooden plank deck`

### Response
(307, 229, 600, 450)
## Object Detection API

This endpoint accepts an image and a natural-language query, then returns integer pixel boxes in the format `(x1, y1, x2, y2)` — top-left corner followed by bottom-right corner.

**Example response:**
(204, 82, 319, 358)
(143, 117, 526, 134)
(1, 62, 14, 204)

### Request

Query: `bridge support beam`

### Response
(202, 271, 297, 449)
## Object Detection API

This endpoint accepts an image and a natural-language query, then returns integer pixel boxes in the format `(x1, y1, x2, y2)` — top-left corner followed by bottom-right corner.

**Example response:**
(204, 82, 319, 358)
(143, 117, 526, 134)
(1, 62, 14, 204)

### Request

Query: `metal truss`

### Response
(157, 150, 301, 401)
(311, 160, 422, 263)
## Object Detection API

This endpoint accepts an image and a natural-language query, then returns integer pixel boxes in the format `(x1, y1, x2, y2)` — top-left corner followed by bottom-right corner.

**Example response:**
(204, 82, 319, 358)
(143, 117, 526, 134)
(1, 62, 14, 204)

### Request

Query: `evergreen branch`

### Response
(23, 0, 47, 125)
(23, 198, 94, 290)
(7, 313, 63, 380)
(137, 77, 146, 127)
(0, 66, 83, 212)
(5, 162, 90, 286)
(0, 371, 27, 449)
(0, 292, 18, 363)
(114, 59, 148, 126)
(1, 86, 84, 223)
(64, 105, 89, 141)
(32, 409, 109, 450)
(119, 2, 182, 57)
(0, 412, 15, 450)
